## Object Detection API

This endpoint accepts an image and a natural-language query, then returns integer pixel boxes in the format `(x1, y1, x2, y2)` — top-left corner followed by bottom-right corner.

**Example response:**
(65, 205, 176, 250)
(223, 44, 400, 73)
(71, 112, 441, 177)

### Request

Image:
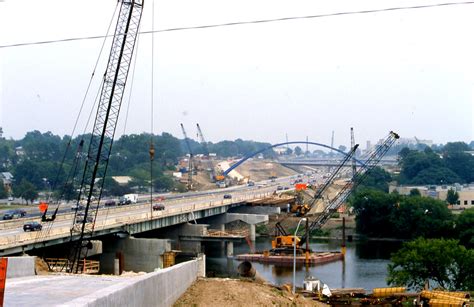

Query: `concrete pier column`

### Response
(249, 224, 256, 241)
(220, 224, 226, 252)
(226, 241, 234, 258)
(197, 253, 206, 277)
(114, 259, 120, 276)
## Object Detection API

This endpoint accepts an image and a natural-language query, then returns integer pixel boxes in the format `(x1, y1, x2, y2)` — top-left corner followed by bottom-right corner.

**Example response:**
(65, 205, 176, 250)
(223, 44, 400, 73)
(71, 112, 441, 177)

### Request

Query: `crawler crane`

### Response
(65, 0, 144, 273)
(271, 131, 399, 256)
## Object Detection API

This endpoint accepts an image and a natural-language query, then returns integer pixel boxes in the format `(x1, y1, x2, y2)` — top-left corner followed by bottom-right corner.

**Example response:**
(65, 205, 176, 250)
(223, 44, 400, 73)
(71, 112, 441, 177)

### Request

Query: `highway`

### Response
(0, 176, 300, 253)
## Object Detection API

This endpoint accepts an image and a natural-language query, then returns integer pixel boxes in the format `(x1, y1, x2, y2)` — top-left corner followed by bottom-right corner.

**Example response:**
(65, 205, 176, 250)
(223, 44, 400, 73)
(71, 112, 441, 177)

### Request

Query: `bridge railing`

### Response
(0, 191, 273, 249)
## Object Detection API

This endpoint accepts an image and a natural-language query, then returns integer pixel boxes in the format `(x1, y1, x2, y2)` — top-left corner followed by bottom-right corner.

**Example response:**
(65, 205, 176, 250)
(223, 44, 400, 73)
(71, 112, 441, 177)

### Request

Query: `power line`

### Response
(1, 1, 474, 49)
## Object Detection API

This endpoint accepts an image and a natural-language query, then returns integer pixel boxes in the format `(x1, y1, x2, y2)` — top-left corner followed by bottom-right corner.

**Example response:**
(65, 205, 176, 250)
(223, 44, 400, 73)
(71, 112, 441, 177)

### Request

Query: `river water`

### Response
(205, 238, 402, 290)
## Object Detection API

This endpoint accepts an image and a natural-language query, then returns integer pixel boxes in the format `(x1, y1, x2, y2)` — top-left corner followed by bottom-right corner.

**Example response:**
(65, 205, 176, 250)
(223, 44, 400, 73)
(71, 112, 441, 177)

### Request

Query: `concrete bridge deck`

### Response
(0, 184, 280, 256)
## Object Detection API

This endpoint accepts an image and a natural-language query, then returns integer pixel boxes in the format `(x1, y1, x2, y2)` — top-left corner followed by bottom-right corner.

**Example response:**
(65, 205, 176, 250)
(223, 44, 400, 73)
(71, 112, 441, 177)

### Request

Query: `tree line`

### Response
(350, 146, 474, 291)
(0, 130, 274, 201)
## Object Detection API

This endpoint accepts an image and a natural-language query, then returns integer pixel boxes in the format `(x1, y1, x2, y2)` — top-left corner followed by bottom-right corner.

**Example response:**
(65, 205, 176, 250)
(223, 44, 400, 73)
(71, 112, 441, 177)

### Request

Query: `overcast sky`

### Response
(1, 0, 473, 148)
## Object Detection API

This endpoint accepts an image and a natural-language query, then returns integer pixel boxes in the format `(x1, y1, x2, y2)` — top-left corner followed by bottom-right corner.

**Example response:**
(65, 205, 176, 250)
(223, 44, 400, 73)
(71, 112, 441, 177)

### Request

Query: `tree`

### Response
(55, 182, 77, 202)
(442, 142, 470, 154)
(0, 184, 7, 199)
(14, 179, 38, 204)
(99, 177, 131, 197)
(154, 174, 175, 192)
(294, 146, 302, 156)
(409, 188, 421, 197)
(446, 188, 459, 206)
(456, 208, 474, 249)
(356, 166, 392, 192)
(351, 190, 454, 239)
(388, 238, 474, 291)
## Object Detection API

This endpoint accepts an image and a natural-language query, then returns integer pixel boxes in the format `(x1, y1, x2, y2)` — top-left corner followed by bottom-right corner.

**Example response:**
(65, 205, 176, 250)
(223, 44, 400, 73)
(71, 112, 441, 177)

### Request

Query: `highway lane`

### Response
(0, 179, 289, 242)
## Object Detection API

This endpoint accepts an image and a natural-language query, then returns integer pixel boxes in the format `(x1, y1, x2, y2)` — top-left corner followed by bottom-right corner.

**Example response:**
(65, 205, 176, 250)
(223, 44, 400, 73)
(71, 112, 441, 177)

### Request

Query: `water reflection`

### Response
(206, 237, 401, 290)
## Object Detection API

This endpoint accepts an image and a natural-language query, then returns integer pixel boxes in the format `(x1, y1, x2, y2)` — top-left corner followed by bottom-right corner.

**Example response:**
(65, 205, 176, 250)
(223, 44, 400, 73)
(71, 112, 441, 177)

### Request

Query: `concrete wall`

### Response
(100, 237, 171, 274)
(67, 255, 205, 307)
(6, 256, 35, 278)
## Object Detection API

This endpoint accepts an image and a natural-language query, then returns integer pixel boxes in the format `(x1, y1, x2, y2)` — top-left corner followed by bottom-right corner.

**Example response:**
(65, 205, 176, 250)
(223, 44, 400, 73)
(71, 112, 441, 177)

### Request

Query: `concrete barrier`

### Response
(66, 256, 205, 307)
(6, 256, 36, 278)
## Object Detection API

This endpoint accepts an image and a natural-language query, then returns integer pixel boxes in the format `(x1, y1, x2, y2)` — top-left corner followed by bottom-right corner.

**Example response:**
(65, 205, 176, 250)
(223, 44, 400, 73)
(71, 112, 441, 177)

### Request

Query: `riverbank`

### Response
(174, 277, 328, 306)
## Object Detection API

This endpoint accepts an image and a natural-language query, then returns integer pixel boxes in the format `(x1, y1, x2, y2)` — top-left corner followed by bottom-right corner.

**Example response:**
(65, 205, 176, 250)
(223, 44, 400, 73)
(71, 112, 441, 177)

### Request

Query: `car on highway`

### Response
(152, 203, 165, 211)
(276, 186, 283, 191)
(104, 200, 116, 207)
(71, 203, 85, 211)
(23, 221, 42, 232)
(3, 209, 27, 220)
(75, 213, 93, 224)
(118, 197, 132, 206)
(223, 194, 232, 199)
(7, 196, 13, 201)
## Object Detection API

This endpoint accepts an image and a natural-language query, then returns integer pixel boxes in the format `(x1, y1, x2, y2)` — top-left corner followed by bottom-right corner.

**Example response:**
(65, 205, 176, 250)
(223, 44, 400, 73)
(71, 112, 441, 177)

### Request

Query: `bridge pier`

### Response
(249, 224, 256, 241)
(220, 224, 226, 251)
(226, 241, 234, 257)
(100, 236, 171, 274)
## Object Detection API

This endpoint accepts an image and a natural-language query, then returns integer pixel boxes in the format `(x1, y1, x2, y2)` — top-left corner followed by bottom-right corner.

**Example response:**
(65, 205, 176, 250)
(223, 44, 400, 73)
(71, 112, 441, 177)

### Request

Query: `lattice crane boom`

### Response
(69, 0, 144, 273)
(180, 123, 194, 189)
(299, 131, 399, 245)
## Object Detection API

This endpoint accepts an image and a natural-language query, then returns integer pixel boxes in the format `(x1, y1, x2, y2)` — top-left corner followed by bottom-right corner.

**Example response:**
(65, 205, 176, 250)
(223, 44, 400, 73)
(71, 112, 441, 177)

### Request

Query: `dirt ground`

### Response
(236, 160, 297, 182)
(174, 278, 328, 307)
(191, 159, 297, 191)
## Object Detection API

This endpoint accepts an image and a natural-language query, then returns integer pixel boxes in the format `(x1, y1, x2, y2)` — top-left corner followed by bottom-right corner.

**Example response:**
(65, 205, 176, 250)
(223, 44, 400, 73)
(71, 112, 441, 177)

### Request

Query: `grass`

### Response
(0, 204, 26, 210)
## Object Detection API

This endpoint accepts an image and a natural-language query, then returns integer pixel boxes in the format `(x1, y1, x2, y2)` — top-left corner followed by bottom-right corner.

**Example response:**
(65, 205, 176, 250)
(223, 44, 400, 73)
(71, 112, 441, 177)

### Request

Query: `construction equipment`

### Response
(180, 123, 194, 190)
(271, 131, 399, 255)
(272, 144, 358, 253)
(350, 127, 357, 179)
(65, 0, 144, 273)
(291, 144, 359, 216)
(196, 123, 216, 181)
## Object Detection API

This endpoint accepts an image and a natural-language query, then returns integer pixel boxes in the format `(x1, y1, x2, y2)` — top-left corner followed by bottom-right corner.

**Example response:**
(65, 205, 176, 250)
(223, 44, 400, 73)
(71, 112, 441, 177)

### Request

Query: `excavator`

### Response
(271, 131, 399, 256)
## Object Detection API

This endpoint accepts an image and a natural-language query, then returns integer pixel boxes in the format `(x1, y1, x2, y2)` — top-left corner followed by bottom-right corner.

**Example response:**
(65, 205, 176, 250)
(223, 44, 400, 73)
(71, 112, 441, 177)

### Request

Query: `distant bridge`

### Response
(279, 158, 398, 167)
(223, 141, 364, 176)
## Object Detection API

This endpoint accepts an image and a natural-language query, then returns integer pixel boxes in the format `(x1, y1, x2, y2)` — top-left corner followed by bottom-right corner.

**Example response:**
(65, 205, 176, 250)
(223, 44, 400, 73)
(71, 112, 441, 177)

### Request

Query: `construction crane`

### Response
(271, 131, 399, 255)
(196, 123, 217, 182)
(351, 127, 356, 179)
(180, 123, 194, 190)
(66, 0, 144, 273)
(272, 144, 359, 252)
(291, 144, 359, 216)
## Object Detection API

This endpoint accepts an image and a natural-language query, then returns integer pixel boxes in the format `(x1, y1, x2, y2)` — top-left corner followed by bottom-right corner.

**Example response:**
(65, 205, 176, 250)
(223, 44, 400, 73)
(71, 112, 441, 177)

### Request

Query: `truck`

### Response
(119, 194, 138, 205)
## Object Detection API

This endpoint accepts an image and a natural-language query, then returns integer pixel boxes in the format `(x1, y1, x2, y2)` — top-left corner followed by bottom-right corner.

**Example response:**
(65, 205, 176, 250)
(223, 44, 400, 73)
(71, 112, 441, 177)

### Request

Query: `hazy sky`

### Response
(1, 0, 473, 148)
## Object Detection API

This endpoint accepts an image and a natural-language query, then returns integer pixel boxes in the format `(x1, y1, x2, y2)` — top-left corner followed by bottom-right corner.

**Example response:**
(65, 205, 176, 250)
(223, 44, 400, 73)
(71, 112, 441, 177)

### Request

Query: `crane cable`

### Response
(149, 0, 156, 220)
